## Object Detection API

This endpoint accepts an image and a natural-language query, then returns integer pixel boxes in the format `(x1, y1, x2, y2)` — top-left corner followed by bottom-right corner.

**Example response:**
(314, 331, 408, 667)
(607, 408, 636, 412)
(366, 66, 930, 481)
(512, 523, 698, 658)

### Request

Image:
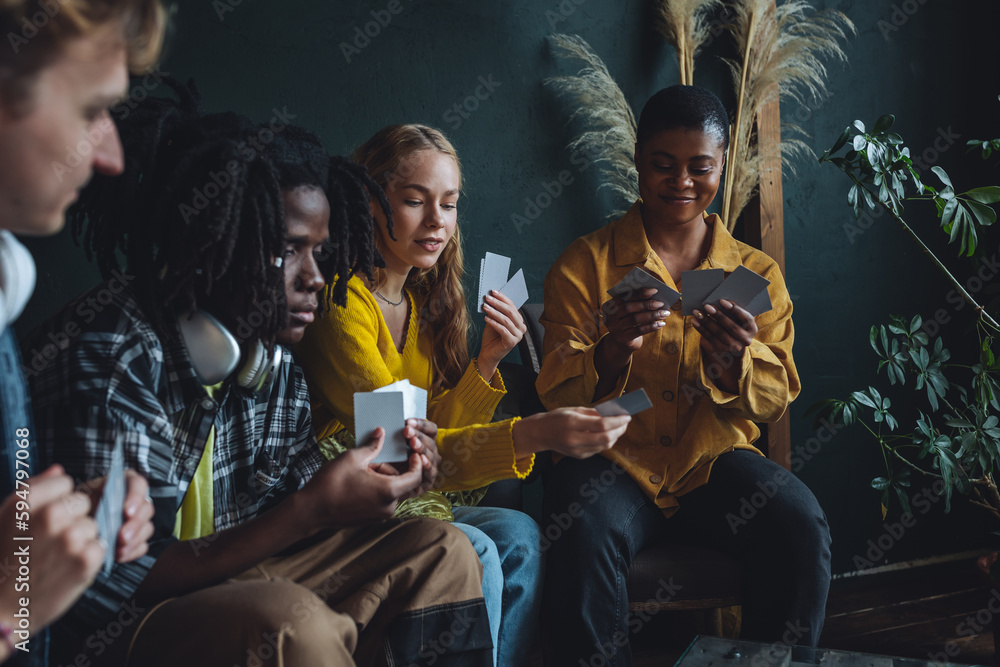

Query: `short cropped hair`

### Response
(0, 0, 166, 111)
(636, 85, 730, 150)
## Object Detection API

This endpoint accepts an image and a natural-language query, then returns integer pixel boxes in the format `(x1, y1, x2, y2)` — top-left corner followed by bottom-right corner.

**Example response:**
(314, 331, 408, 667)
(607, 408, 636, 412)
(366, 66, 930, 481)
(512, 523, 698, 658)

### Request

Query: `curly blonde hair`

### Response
(353, 124, 470, 391)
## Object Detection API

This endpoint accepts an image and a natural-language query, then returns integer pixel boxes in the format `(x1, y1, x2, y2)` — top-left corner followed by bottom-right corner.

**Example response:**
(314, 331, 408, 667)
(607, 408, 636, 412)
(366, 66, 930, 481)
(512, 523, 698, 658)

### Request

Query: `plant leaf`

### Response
(830, 127, 852, 154)
(965, 186, 1000, 204)
(932, 165, 953, 188)
(873, 114, 895, 133)
(852, 390, 877, 409)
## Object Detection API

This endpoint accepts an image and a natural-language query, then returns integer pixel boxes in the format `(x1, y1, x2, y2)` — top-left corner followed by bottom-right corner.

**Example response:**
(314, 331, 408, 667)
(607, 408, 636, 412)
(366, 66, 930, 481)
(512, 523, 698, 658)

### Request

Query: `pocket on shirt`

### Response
(252, 449, 284, 496)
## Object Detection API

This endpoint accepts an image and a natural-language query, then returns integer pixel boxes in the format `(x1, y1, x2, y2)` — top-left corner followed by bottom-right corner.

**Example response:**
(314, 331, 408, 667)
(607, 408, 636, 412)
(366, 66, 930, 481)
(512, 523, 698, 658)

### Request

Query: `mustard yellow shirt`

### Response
(536, 201, 800, 516)
(295, 275, 534, 491)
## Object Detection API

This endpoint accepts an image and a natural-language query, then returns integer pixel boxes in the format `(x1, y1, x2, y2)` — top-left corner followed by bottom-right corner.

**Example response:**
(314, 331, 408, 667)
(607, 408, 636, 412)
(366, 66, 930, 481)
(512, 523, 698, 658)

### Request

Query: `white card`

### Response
(499, 269, 529, 310)
(607, 267, 681, 309)
(680, 269, 726, 316)
(702, 266, 771, 314)
(95, 435, 125, 575)
(478, 252, 511, 313)
(354, 380, 428, 463)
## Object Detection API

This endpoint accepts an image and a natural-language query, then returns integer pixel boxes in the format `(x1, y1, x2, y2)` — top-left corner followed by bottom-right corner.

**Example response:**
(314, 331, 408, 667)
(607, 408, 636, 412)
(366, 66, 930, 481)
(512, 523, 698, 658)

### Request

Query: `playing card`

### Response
(499, 269, 529, 310)
(354, 380, 428, 464)
(478, 252, 511, 313)
(744, 287, 773, 317)
(594, 388, 654, 417)
(95, 435, 125, 575)
(607, 267, 681, 310)
(702, 266, 771, 313)
(680, 269, 725, 316)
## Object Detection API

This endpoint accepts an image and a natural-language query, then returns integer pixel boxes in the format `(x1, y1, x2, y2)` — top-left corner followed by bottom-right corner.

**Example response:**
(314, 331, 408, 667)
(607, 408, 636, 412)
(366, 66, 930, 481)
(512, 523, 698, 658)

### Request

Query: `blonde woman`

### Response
(296, 124, 631, 665)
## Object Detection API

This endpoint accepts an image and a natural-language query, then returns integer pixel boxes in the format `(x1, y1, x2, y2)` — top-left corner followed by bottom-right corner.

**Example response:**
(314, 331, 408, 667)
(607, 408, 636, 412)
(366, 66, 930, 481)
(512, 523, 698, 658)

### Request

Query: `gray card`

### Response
(595, 388, 654, 417)
(607, 267, 681, 310)
(680, 269, 726, 316)
(355, 392, 408, 463)
(703, 266, 771, 313)
(499, 269, 529, 310)
(354, 380, 428, 464)
(745, 287, 773, 317)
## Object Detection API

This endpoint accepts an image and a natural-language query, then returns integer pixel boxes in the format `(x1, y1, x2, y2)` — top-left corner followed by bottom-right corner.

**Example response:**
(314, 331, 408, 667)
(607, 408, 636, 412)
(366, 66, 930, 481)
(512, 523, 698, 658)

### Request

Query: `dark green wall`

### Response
(16, 0, 1000, 575)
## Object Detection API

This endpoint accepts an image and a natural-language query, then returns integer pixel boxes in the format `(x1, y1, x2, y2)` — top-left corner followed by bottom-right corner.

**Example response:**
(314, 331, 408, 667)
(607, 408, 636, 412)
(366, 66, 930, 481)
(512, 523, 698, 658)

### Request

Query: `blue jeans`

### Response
(0, 329, 47, 667)
(452, 505, 543, 667)
(540, 451, 832, 667)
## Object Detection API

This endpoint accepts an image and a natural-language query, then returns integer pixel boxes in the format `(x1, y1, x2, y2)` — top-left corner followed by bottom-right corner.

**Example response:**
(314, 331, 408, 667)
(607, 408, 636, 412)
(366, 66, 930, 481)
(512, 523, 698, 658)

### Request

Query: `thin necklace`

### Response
(375, 290, 405, 307)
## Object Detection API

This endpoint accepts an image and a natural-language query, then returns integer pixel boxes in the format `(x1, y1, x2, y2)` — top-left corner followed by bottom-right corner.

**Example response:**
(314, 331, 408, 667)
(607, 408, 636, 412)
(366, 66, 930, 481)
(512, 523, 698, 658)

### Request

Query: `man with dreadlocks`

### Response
(24, 83, 493, 667)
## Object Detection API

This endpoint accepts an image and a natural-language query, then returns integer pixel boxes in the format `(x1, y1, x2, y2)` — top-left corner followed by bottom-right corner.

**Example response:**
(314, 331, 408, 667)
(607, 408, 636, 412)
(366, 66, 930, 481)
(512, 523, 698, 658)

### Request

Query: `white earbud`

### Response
(0, 231, 37, 335)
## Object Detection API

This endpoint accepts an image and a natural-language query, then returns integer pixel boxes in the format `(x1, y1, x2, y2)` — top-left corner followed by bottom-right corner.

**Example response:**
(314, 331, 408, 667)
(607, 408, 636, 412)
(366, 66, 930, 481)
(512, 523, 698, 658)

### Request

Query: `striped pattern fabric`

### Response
(23, 281, 324, 649)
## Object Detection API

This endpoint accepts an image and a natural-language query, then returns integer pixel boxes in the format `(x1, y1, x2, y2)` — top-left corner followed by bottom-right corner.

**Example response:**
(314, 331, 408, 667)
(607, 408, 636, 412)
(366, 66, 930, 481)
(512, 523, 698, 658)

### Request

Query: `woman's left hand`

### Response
(692, 299, 758, 394)
(478, 290, 527, 380)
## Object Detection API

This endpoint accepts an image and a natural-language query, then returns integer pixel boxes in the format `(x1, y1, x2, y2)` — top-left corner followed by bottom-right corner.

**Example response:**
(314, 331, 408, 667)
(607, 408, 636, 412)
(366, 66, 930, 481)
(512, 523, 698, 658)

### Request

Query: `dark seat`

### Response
(486, 304, 749, 637)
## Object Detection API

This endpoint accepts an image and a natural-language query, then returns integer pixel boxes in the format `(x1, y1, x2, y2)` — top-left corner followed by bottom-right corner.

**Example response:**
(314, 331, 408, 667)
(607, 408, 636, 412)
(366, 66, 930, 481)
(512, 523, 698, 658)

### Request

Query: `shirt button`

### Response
(660, 436, 672, 447)
(661, 390, 675, 402)
(184, 457, 199, 471)
(649, 474, 663, 485)
(666, 342, 679, 354)
(200, 397, 217, 411)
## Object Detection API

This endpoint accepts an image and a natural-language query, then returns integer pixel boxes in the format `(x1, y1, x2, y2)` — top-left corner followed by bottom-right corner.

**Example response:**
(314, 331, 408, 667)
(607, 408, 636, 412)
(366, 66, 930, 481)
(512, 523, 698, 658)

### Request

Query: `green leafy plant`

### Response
(813, 114, 1000, 523)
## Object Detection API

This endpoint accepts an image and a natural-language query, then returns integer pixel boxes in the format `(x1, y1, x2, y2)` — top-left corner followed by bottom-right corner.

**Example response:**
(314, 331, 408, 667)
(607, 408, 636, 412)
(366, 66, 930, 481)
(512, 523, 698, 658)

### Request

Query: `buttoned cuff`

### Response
(699, 343, 753, 404)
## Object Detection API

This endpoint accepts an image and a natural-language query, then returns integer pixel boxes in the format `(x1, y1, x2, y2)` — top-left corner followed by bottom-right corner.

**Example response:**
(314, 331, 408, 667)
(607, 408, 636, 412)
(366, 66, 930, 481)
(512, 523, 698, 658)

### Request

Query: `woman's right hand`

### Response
(0, 465, 104, 643)
(512, 408, 631, 460)
(593, 287, 671, 399)
(599, 287, 671, 360)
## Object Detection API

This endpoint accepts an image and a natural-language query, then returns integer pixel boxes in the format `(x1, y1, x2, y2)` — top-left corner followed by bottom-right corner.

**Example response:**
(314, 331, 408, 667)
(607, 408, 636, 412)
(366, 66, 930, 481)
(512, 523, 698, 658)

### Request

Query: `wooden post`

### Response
(743, 82, 791, 471)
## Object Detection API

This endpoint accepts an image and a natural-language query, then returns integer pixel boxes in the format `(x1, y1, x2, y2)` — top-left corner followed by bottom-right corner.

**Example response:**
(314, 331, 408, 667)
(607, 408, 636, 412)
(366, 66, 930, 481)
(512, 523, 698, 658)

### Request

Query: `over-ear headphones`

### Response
(0, 230, 36, 335)
(178, 310, 281, 393)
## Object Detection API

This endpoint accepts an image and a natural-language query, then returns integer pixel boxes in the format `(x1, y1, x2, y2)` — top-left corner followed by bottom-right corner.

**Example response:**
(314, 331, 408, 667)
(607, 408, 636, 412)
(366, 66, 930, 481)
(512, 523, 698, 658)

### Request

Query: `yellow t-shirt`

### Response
(173, 384, 221, 540)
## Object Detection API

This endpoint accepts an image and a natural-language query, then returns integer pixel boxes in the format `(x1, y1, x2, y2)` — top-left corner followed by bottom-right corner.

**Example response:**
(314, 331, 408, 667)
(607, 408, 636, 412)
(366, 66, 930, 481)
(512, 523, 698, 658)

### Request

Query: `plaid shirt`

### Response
(24, 281, 324, 648)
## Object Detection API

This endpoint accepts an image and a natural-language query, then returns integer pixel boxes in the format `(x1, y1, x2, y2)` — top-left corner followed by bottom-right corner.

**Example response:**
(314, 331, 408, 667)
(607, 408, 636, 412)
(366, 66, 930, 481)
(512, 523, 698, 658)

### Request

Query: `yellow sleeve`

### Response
(433, 418, 534, 492)
(428, 360, 507, 428)
(536, 240, 630, 410)
(295, 278, 399, 435)
(697, 260, 801, 423)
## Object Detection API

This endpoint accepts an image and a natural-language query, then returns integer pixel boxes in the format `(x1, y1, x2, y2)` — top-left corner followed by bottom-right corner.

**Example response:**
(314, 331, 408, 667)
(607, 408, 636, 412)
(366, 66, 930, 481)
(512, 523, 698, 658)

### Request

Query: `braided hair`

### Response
(70, 78, 389, 347)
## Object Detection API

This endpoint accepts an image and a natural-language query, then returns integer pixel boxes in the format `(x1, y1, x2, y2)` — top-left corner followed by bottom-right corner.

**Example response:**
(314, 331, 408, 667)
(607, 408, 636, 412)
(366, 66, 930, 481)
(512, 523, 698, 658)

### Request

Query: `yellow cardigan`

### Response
(295, 275, 534, 492)
(537, 201, 800, 517)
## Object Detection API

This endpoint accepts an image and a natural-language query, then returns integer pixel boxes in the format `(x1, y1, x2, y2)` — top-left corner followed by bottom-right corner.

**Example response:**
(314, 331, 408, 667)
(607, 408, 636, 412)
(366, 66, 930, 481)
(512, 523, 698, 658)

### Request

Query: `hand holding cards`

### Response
(681, 266, 771, 316)
(354, 380, 428, 464)
(477, 252, 528, 312)
(594, 389, 654, 417)
(607, 267, 681, 310)
(606, 265, 772, 317)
